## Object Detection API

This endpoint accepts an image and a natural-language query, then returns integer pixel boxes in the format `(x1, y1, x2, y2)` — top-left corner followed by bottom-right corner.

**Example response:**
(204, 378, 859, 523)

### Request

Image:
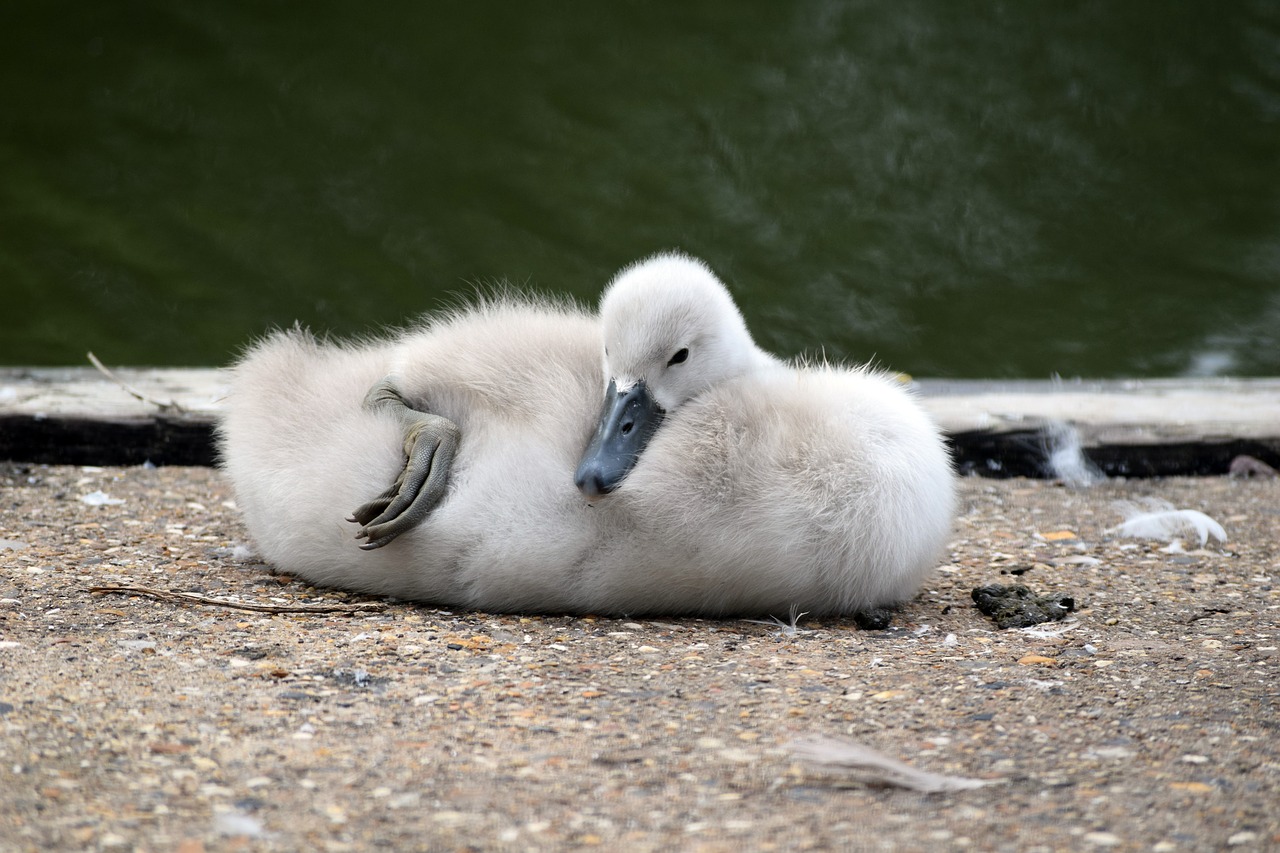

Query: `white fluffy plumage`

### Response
(218, 253, 956, 616)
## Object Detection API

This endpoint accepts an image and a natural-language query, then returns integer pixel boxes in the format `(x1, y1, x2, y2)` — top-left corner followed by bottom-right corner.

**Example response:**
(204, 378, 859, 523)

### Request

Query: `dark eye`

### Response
(667, 348, 689, 366)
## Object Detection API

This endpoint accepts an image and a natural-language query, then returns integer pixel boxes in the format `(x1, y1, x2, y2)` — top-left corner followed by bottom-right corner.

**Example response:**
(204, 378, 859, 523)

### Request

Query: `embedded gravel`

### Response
(1, 463, 1277, 852)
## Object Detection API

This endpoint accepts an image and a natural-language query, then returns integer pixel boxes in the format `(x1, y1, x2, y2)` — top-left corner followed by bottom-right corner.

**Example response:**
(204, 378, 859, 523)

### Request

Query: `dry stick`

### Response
(86, 351, 188, 415)
(88, 584, 386, 614)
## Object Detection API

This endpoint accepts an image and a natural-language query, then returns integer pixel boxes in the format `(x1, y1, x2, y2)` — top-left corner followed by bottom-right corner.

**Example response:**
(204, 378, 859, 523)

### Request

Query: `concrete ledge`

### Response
(0, 368, 224, 467)
(2, 368, 1278, 475)
(916, 378, 1280, 477)
(915, 377, 1280, 442)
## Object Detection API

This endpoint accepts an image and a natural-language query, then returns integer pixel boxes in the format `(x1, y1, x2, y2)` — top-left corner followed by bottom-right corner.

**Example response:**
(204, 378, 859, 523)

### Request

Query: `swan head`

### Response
(574, 252, 774, 499)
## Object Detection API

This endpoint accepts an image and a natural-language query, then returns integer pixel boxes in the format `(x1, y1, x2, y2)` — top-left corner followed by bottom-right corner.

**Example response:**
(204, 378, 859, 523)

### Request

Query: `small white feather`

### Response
(1110, 499, 1226, 546)
(1043, 422, 1104, 487)
(786, 735, 1001, 793)
(743, 604, 813, 636)
(79, 490, 124, 507)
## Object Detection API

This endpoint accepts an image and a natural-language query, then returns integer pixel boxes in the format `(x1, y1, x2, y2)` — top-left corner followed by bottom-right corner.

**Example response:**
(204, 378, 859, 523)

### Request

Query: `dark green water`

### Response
(3, 1, 1278, 377)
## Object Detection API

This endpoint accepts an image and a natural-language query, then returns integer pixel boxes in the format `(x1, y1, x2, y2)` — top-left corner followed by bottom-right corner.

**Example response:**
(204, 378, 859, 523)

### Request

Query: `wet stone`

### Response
(971, 584, 1076, 629)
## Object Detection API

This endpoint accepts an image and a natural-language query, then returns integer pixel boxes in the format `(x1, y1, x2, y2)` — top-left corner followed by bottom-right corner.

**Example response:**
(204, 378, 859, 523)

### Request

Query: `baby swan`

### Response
(219, 253, 956, 617)
(575, 254, 782, 498)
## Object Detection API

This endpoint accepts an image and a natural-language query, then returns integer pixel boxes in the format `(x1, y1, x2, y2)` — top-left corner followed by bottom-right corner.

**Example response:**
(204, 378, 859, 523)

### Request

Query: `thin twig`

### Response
(88, 584, 386, 614)
(87, 351, 188, 414)
(1185, 606, 1233, 624)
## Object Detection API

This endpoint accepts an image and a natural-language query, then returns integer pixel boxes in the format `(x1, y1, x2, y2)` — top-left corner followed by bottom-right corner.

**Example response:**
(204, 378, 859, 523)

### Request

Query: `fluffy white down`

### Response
(218, 256, 956, 616)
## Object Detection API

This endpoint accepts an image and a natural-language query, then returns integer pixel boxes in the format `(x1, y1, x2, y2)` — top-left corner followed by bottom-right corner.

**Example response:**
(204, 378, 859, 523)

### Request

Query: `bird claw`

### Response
(347, 380, 460, 549)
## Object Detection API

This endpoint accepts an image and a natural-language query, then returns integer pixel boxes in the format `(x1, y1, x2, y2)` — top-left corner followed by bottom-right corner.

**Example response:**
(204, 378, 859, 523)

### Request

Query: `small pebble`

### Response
(1083, 831, 1121, 847)
(215, 811, 264, 838)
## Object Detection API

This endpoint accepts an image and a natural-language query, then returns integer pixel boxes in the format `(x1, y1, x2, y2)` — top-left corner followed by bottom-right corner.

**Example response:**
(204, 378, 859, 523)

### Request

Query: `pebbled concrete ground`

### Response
(1, 463, 1276, 852)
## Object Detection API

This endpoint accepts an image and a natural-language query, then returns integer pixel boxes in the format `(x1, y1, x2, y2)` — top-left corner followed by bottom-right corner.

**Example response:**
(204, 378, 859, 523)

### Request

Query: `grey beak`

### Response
(574, 379, 665, 498)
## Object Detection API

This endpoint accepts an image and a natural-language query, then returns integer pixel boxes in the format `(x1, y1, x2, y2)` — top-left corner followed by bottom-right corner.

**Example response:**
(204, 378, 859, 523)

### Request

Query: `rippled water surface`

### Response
(3, 1, 1278, 376)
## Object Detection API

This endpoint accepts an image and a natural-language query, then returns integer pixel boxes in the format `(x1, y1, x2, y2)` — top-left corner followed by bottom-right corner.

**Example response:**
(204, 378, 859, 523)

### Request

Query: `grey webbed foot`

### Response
(349, 379, 460, 549)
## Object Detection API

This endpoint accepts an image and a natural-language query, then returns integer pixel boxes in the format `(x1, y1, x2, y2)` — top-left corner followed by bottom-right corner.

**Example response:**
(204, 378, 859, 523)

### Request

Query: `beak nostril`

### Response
(577, 378, 663, 498)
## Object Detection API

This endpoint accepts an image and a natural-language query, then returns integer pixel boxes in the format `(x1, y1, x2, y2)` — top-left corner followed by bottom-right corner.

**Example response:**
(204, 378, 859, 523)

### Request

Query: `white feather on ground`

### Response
(80, 490, 125, 507)
(786, 735, 1001, 793)
(1110, 499, 1227, 546)
(1043, 422, 1105, 486)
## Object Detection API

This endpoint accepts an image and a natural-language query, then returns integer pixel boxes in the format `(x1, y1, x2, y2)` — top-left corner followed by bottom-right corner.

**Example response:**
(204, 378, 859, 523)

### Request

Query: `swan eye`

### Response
(667, 348, 689, 366)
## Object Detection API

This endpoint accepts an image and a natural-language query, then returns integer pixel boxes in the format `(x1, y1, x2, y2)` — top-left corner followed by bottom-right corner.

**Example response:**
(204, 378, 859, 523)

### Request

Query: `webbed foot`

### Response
(348, 379, 460, 549)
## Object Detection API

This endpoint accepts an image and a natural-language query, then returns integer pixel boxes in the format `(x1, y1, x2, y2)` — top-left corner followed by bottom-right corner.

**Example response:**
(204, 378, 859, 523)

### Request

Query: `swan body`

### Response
(219, 254, 956, 616)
